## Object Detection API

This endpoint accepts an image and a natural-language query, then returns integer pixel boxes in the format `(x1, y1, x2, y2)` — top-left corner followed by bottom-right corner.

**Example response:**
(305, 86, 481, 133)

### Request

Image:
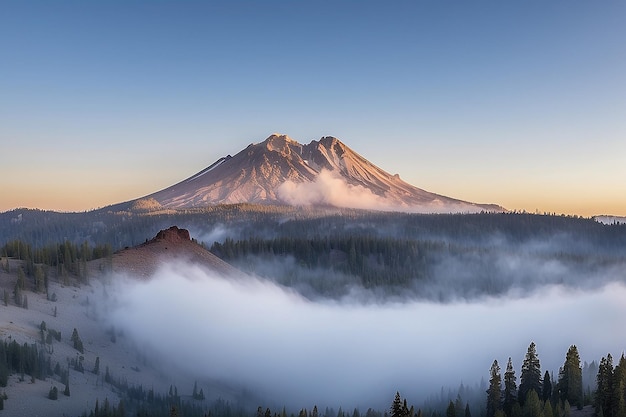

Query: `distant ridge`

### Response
(139, 134, 504, 213)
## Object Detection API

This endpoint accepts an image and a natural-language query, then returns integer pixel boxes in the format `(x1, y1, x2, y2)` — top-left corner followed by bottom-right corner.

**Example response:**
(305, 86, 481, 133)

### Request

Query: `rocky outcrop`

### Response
(152, 226, 191, 243)
(111, 226, 240, 279)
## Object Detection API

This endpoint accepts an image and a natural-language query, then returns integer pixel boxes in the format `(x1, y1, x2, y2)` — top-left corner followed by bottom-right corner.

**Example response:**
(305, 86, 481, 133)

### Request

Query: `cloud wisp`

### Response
(276, 170, 482, 214)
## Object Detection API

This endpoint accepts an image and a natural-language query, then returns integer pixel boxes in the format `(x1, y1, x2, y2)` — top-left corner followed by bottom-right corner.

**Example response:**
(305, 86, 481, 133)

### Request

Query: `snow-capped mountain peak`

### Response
(141, 134, 504, 213)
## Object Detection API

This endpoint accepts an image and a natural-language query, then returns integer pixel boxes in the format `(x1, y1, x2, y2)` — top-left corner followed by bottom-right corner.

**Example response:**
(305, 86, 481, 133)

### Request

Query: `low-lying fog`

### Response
(102, 261, 626, 411)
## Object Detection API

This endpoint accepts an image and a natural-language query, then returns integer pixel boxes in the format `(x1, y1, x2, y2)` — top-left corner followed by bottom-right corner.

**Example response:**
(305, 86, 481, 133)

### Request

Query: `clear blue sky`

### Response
(2, 1, 625, 215)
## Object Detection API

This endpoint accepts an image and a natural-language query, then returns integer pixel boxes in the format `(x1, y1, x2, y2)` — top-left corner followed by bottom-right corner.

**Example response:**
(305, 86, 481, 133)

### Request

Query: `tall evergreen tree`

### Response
(391, 392, 404, 417)
(522, 390, 542, 417)
(596, 354, 614, 417)
(542, 371, 552, 403)
(487, 360, 503, 417)
(544, 400, 554, 417)
(612, 354, 626, 417)
(447, 401, 456, 417)
(520, 342, 542, 406)
(93, 356, 100, 375)
(455, 395, 464, 417)
(504, 357, 518, 417)
(558, 345, 583, 409)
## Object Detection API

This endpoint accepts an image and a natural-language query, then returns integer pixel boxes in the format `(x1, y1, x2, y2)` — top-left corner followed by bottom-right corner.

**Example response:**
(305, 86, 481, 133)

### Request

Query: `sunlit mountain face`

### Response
(143, 134, 504, 213)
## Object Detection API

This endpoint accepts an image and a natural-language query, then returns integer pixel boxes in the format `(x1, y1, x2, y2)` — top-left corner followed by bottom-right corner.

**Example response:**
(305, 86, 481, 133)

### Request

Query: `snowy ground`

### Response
(0, 258, 185, 417)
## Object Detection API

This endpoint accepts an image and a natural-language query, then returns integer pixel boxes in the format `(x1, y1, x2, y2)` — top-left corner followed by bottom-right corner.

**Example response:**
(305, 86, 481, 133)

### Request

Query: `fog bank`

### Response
(277, 170, 481, 214)
(105, 264, 626, 410)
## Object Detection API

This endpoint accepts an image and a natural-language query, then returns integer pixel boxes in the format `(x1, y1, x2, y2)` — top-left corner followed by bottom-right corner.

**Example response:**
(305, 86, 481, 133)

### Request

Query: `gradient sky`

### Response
(1, 1, 625, 215)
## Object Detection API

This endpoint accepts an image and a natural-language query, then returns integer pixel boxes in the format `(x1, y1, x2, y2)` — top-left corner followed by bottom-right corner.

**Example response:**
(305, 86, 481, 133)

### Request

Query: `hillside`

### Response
(0, 227, 246, 417)
(110, 225, 241, 278)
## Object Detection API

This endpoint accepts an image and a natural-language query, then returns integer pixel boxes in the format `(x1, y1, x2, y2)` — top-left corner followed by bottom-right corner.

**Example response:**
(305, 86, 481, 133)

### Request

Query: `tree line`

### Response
(1, 239, 112, 287)
(484, 342, 626, 417)
(2, 206, 626, 256)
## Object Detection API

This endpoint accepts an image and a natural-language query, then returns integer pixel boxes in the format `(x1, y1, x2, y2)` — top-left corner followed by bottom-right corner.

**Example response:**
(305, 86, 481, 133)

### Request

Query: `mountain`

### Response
(140, 134, 504, 213)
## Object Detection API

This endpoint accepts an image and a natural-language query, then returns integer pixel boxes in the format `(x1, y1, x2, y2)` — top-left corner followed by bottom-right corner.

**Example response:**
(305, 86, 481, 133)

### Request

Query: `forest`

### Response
(2, 335, 625, 417)
(2, 204, 625, 252)
(2, 205, 625, 301)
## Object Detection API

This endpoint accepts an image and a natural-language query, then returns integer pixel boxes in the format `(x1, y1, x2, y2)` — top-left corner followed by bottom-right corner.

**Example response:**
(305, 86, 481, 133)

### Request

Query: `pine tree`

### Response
(487, 360, 503, 417)
(103, 397, 111, 416)
(596, 354, 614, 417)
(542, 371, 552, 403)
(543, 401, 553, 417)
(612, 354, 626, 417)
(558, 345, 583, 409)
(504, 357, 518, 417)
(70, 328, 84, 353)
(64, 380, 70, 396)
(391, 392, 404, 417)
(35, 265, 45, 293)
(117, 400, 126, 417)
(48, 386, 58, 400)
(447, 401, 456, 417)
(13, 281, 22, 306)
(16, 267, 25, 290)
(522, 390, 542, 417)
(520, 342, 542, 406)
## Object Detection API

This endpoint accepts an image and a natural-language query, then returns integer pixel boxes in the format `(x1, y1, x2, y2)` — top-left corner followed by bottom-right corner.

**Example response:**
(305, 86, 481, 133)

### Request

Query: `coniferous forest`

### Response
(2, 336, 622, 417)
(2, 205, 625, 302)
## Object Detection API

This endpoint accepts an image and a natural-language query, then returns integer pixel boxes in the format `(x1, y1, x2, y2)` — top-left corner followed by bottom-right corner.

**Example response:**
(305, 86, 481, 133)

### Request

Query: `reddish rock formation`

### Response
(109, 226, 240, 279)
(152, 226, 191, 243)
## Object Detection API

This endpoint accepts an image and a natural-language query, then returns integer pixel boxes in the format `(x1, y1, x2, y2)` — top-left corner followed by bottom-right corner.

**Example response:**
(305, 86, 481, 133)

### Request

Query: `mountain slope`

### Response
(142, 134, 504, 213)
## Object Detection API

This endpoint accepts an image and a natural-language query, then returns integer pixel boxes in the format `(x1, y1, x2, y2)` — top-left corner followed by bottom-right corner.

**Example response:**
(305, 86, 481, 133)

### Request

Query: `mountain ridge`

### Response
(141, 134, 504, 213)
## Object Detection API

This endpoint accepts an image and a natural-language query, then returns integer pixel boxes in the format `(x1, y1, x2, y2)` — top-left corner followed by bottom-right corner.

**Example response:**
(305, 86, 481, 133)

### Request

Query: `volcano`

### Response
(139, 134, 503, 213)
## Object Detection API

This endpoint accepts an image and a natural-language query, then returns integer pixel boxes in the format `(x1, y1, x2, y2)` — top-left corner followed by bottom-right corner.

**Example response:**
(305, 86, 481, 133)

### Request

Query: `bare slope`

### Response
(111, 225, 241, 278)
(142, 134, 504, 213)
